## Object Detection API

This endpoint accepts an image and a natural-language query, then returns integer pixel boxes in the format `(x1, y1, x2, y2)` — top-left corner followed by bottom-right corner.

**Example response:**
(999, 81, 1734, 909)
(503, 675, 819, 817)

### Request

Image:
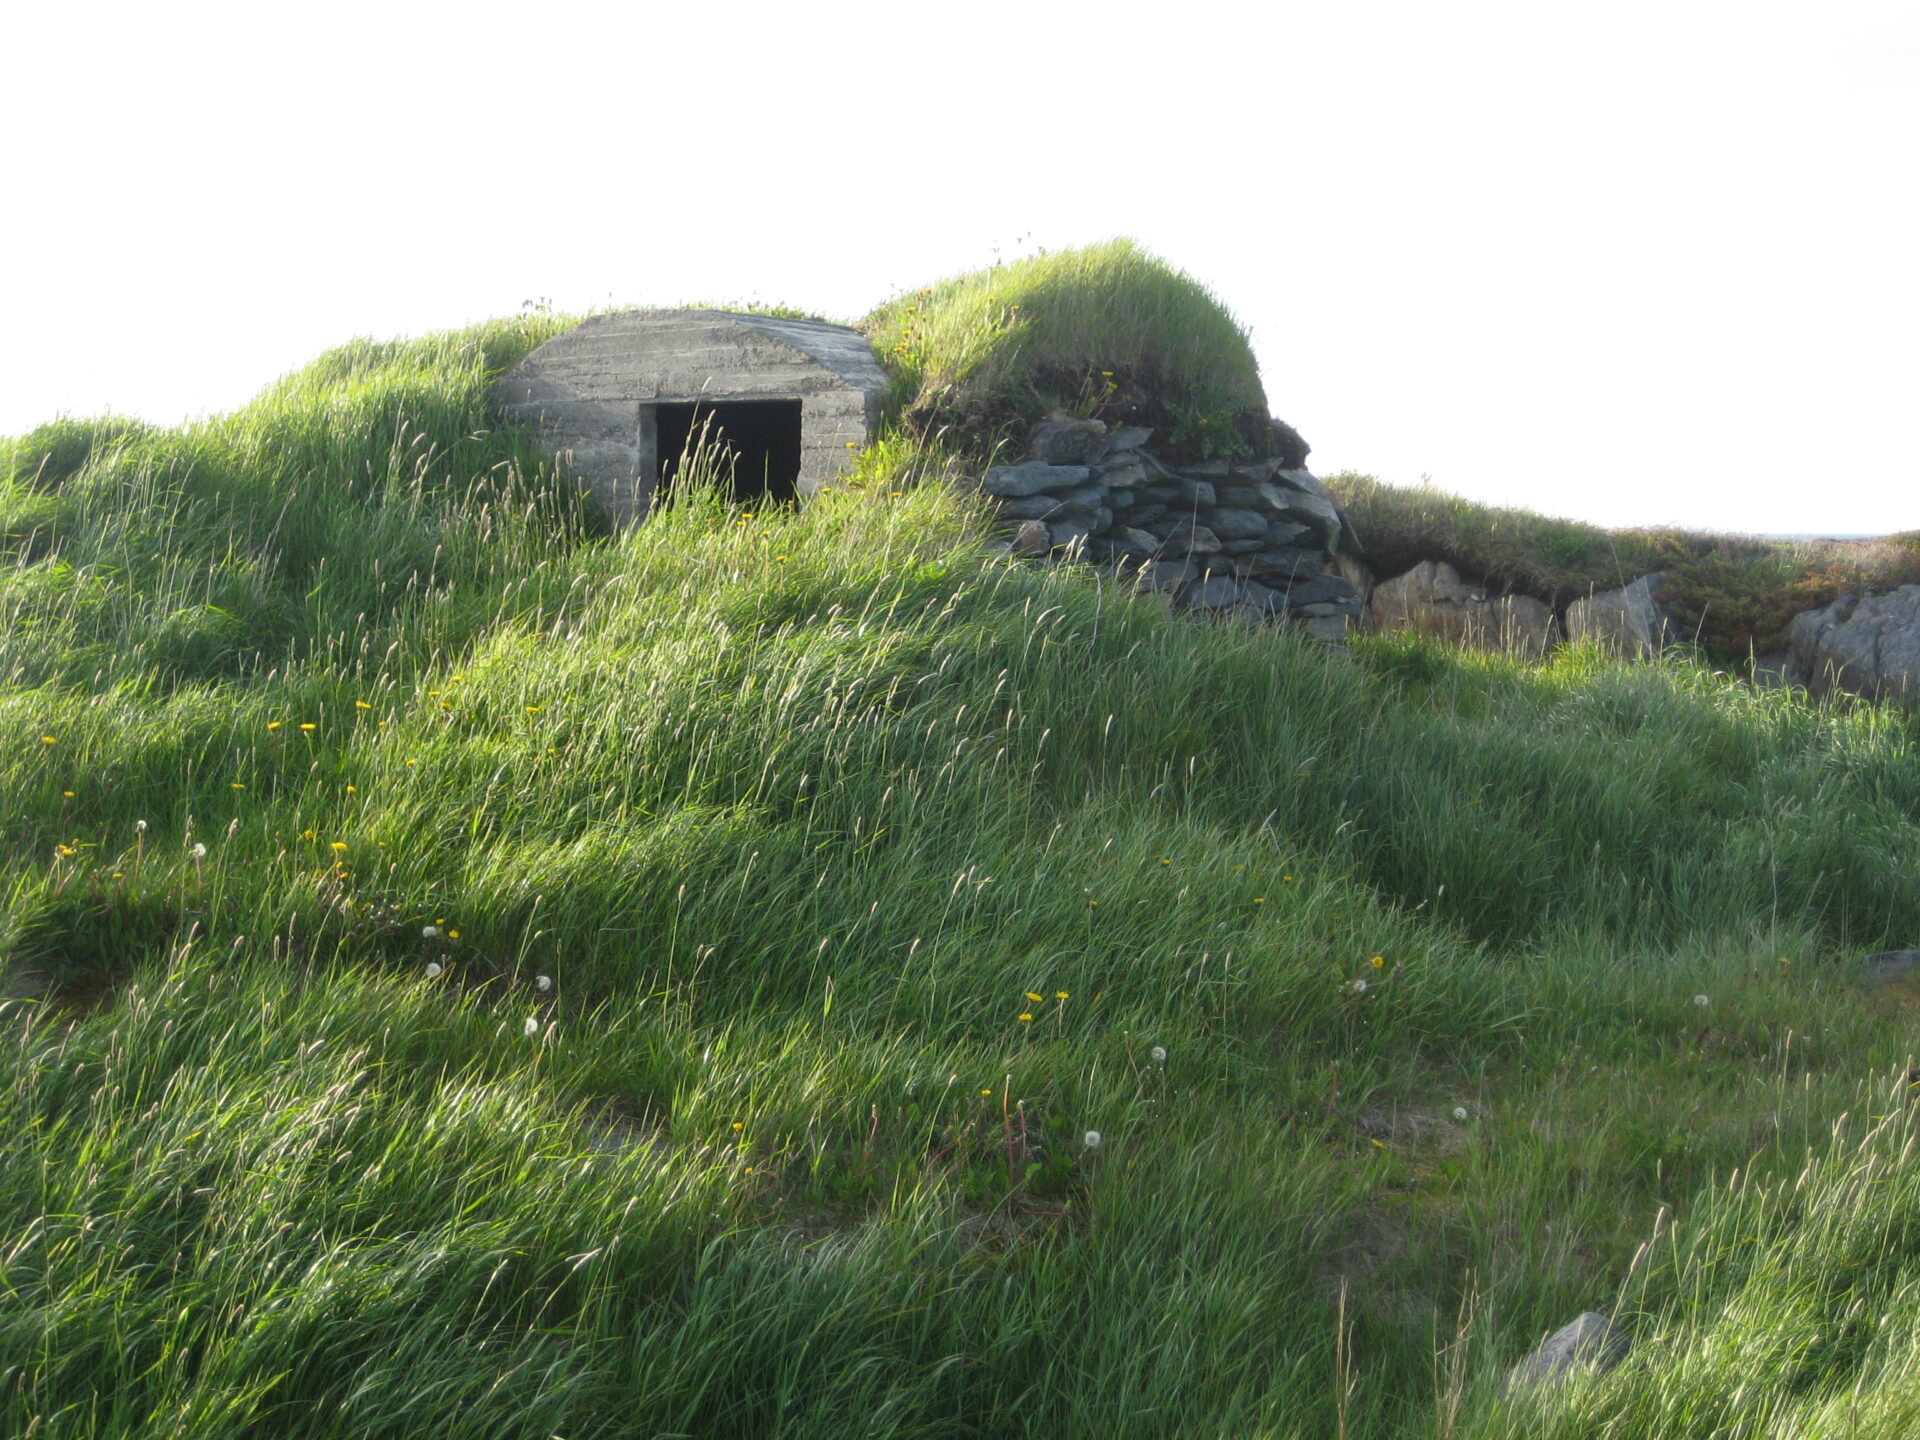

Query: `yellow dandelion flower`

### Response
(1055, 991, 1069, 1000)
(1018, 1013, 1033, 1024)
(345, 785, 357, 795)
(301, 828, 317, 840)
(355, 701, 371, 710)
(266, 721, 281, 731)
(1370, 955, 1385, 969)
(329, 841, 348, 853)
(981, 1089, 993, 1097)
(1253, 897, 1265, 904)
(1025, 992, 1043, 1003)
(55, 844, 76, 857)
(62, 790, 75, 798)
(299, 723, 316, 732)
(731, 1122, 744, 1132)
(447, 929, 459, 939)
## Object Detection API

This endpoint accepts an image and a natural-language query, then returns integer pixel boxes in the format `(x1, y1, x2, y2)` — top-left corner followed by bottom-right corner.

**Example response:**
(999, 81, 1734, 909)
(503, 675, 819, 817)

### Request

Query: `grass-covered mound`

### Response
(1327, 470, 1920, 661)
(5, 313, 1920, 1437)
(864, 239, 1301, 464)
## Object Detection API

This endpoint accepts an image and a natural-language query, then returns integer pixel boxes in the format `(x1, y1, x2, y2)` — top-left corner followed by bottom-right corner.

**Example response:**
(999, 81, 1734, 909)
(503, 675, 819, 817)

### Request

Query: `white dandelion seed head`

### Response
(1083, 1130, 1102, 1150)
(134, 819, 148, 833)
(1694, 994, 1710, 1008)
(1149, 1046, 1167, 1064)
(523, 1016, 540, 1037)
(535, 975, 552, 993)
(421, 925, 440, 939)
(1350, 978, 1368, 994)
(190, 842, 207, 859)
(1452, 1106, 1469, 1122)
(425, 962, 443, 978)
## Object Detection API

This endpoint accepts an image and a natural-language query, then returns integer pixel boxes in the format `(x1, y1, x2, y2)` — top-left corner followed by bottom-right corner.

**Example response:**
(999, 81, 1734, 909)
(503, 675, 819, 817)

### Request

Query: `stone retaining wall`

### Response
(968, 419, 1365, 640)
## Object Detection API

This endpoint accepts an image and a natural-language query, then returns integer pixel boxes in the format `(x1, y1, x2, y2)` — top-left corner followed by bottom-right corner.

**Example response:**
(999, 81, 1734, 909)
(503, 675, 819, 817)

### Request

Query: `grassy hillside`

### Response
(4, 284, 1920, 1437)
(1326, 471, 1920, 661)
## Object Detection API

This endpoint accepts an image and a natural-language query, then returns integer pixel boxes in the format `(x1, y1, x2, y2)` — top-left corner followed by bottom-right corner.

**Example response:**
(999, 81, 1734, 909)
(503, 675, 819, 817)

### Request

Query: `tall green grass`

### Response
(864, 239, 1277, 461)
(3, 316, 1920, 1437)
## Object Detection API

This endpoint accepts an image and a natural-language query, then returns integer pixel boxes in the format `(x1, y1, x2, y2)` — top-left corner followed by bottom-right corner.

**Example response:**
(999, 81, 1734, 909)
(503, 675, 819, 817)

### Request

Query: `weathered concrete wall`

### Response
(492, 310, 890, 525)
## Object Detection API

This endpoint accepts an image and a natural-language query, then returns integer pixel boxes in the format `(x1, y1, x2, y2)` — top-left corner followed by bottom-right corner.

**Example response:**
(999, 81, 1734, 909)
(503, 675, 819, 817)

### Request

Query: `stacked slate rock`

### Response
(975, 418, 1365, 642)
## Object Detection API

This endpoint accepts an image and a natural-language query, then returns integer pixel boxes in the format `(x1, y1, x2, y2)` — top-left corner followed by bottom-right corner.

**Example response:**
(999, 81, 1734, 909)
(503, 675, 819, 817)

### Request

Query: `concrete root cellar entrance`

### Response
(652, 399, 803, 505)
(490, 310, 890, 526)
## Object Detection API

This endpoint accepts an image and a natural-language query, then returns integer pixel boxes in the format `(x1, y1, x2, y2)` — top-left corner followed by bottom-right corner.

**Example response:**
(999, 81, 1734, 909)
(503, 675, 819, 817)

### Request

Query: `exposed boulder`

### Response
(1029, 418, 1110, 466)
(1783, 586, 1920, 705)
(1369, 561, 1558, 658)
(1565, 575, 1675, 658)
(1861, 949, 1920, 987)
(1507, 1312, 1629, 1391)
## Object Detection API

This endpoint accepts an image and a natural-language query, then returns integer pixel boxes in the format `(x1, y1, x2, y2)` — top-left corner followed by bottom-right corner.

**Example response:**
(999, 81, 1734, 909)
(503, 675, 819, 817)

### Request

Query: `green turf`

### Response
(3, 280, 1920, 1438)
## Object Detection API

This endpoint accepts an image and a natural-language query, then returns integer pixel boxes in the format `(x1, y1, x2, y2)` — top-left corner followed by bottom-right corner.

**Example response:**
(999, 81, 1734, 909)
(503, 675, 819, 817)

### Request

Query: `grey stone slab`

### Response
(982, 462, 1089, 497)
(1508, 1312, 1629, 1390)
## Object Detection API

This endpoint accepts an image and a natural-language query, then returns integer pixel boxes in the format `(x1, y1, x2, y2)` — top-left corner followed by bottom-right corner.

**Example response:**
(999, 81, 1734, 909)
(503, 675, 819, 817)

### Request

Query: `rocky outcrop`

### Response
(1369, 560, 1559, 657)
(1783, 586, 1920, 705)
(1506, 1312, 1629, 1391)
(1565, 575, 1676, 659)
(974, 421, 1364, 641)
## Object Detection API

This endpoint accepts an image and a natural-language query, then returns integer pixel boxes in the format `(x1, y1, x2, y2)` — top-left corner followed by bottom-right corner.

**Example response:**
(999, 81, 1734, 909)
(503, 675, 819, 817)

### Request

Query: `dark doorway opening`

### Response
(655, 400, 802, 505)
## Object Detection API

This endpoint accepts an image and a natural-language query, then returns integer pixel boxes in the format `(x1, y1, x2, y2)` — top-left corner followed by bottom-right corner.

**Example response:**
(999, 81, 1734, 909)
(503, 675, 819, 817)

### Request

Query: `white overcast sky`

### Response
(4, 0, 1915, 535)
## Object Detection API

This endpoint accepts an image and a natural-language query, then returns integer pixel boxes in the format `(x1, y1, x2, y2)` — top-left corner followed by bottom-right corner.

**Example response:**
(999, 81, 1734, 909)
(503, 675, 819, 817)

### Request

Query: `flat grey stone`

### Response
(1566, 575, 1674, 659)
(1184, 576, 1242, 609)
(994, 493, 1066, 521)
(1092, 459, 1147, 487)
(1166, 523, 1223, 557)
(1507, 1312, 1629, 1390)
(1273, 468, 1332, 499)
(982, 462, 1089, 497)
(1104, 425, 1154, 455)
(1279, 574, 1357, 607)
(1229, 458, 1283, 483)
(1029, 419, 1109, 465)
(1204, 507, 1270, 541)
(1048, 519, 1094, 552)
(1862, 949, 1920, 986)
(1133, 560, 1195, 593)
(1175, 478, 1217, 508)
(1009, 520, 1051, 556)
